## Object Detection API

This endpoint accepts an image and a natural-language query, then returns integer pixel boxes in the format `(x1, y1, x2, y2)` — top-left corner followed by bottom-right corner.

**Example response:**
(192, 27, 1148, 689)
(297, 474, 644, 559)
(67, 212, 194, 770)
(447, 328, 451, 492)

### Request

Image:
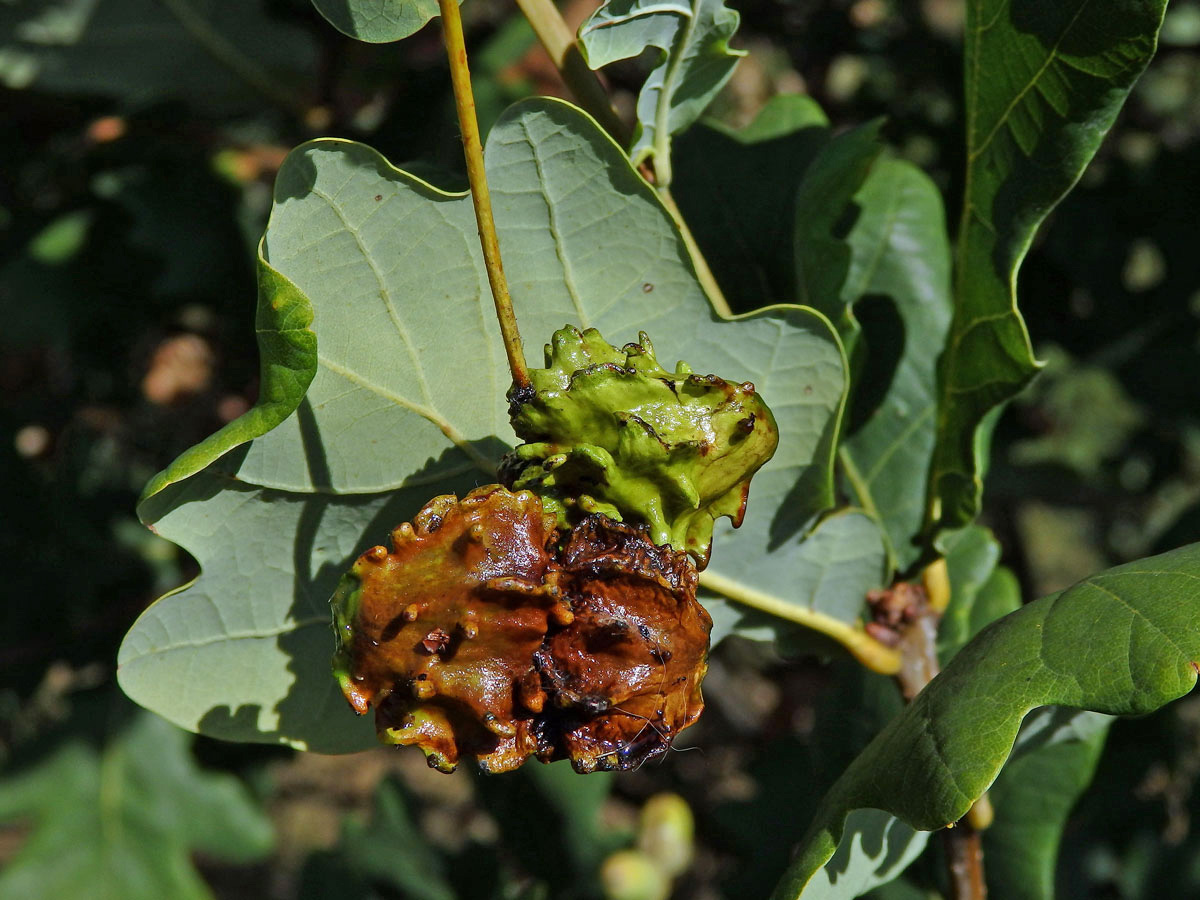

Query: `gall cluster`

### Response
(331, 327, 778, 772)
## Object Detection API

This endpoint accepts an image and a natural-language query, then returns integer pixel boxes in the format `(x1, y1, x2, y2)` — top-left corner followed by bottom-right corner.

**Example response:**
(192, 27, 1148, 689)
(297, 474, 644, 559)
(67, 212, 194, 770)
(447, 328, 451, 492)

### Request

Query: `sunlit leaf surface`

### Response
(929, 0, 1169, 533)
(118, 99, 848, 752)
(775, 544, 1200, 898)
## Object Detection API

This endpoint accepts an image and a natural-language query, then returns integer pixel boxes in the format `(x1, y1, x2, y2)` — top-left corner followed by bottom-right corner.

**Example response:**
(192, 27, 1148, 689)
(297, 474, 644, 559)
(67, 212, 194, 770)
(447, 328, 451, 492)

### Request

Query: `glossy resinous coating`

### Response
(330, 486, 710, 773)
(505, 325, 778, 567)
(330, 327, 776, 773)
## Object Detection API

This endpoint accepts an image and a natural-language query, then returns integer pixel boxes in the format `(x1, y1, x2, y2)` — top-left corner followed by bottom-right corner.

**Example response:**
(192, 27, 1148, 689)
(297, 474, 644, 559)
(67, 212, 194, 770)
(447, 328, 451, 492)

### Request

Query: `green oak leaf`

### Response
(793, 121, 884, 321)
(772, 542, 1200, 899)
(0, 713, 273, 900)
(0, 0, 316, 114)
(672, 95, 831, 310)
(935, 524, 1022, 662)
(928, 0, 1170, 534)
(578, 0, 745, 182)
(140, 257, 316, 500)
(713, 658, 912, 899)
(680, 104, 953, 574)
(838, 158, 953, 572)
(787, 526, 1018, 898)
(790, 670, 928, 900)
(792, 809, 925, 900)
(984, 707, 1112, 900)
(310, 0, 453, 43)
(117, 98, 848, 752)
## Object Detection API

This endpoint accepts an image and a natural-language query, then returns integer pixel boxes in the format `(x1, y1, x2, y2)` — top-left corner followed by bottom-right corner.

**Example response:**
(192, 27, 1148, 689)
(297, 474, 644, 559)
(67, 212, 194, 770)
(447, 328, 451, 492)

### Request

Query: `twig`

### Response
(894, 603, 939, 702)
(438, 0, 530, 389)
(944, 823, 988, 900)
(698, 571, 902, 674)
(884, 566, 989, 899)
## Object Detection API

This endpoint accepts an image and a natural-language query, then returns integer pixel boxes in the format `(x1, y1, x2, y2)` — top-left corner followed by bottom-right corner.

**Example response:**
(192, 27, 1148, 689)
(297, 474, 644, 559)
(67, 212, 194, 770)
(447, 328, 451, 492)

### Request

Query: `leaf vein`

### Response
(316, 354, 496, 476)
(1084, 577, 1191, 663)
(519, 119, 590, 327)
(968, 0, 1096, 163)
(309, 186, 435, 406)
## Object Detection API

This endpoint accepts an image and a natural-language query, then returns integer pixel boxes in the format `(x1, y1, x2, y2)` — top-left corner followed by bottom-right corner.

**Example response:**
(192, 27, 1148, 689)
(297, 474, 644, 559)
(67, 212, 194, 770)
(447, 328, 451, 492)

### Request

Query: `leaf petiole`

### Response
(511, 0, 733, 318)
(699, 570, 902, 674)
(438, 0, 531, 390)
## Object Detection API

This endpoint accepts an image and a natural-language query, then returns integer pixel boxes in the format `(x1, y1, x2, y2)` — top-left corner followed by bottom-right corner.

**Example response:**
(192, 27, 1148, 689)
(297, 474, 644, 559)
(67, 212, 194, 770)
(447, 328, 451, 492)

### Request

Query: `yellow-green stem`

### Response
(658, 187, 734, 317)
(513, 0, 629, 146)
(698, 570, 902, 674)
(439, 0, 530, 390)
(923, 556, 951, 613)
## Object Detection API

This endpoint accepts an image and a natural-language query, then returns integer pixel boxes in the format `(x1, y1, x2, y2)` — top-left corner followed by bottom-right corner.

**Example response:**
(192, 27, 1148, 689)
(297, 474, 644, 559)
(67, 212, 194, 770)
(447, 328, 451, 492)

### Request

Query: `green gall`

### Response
(506, 326, 778, 566)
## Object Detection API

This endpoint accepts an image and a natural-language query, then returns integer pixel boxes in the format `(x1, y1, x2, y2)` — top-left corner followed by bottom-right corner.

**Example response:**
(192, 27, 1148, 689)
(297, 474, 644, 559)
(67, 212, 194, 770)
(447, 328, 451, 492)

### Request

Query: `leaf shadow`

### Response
(674, 122, 831, 312)
(197, 417, 511, 753)
(767, 408, 843, 551)
(822, 808, 919, 886)
(844, 295, 905, 439)
(270, 139, 470, 210)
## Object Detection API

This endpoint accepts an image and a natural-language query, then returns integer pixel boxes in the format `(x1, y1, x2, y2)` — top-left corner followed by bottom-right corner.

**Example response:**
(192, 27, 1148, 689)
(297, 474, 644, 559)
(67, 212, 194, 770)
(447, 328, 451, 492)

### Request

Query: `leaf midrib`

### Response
(967, 0, 1095, 165)
(653, 0, 700, 175)
(309, 185, 436, 407)
(317, 355, 497, 476)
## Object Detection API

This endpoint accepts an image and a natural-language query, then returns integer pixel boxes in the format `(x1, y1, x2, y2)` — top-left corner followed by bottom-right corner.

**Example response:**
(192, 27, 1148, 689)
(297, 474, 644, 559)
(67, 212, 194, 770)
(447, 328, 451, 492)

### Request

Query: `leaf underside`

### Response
(928, 0, 1169, 535)
(310, 0, 449, 43)
(578, 0, 745, 169)
(673, 97, 956, 657)
(118, 98, 849, 753)
(837, 158, 953, 572)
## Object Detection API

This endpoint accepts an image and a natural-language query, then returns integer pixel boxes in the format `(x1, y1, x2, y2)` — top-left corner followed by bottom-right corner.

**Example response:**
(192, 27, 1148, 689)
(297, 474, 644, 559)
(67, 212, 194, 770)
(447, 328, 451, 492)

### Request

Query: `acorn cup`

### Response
(330, 327, 778, 773)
